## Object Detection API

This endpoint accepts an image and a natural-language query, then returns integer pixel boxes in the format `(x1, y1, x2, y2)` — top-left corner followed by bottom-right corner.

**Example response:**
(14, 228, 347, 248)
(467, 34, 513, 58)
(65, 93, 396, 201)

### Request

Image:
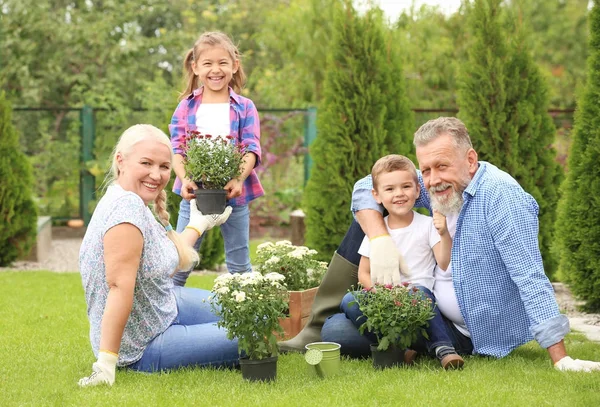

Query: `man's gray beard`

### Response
(429, 186, 464, 216)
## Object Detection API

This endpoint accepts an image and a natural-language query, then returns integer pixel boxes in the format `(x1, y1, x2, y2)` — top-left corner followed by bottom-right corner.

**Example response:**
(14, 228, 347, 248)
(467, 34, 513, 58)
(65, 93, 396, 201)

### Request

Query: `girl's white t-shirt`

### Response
(358, 211, 440, 290)
(195, 103, 230, 137)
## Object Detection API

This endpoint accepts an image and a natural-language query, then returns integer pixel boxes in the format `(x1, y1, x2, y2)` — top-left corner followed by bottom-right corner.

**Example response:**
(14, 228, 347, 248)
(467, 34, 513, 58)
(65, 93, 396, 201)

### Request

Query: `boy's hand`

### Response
(370, 235, 403, 286)
(433, 210, 448, 236)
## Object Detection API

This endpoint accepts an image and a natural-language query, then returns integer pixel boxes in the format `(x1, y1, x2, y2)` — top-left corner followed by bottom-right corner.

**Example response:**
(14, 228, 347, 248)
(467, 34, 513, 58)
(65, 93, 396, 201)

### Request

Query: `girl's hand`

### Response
(224, 178, 243, 199)
(181, 179, 198, 200)
(433, 210, 448, 236)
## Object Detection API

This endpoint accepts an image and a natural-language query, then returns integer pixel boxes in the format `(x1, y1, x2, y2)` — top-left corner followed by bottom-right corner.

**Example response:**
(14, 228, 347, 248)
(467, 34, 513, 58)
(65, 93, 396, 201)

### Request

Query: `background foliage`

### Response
(0, 0, 593, 282)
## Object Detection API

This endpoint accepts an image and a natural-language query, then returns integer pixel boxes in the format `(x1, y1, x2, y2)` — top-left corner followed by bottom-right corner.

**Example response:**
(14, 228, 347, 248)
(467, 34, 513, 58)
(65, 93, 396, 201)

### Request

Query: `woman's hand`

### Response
(186, 200, 233, 235)
(78, 351, 118, 387)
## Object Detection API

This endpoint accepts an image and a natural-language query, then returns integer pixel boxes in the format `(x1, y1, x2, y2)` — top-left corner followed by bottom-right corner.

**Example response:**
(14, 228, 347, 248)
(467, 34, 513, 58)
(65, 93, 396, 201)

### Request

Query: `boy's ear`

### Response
(372, 189, 382, 204)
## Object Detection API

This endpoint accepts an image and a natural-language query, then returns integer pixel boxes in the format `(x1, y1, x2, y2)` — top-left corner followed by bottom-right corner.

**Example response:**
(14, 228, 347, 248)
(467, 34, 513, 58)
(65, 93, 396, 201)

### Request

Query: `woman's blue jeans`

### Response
(323, 287, 473, 358)
(127, 286, 239, 372)
(172, 199, 251, 286)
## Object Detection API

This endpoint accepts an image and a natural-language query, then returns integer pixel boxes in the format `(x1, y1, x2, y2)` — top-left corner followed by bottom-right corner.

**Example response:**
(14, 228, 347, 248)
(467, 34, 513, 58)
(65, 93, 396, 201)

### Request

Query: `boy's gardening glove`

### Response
(554, 356, 600, 372)
(369, 235, 405, 286)
(78, 351, 118, 387)
(186, 200, 232, 235)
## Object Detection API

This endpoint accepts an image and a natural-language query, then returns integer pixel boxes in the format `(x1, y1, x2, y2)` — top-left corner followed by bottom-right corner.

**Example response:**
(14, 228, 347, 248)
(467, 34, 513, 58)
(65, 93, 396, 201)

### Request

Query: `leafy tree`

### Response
(0, 91, 37, 265)
(554, 2, 600, 311)
(458, 0, 563, 277)
(303, 2, 414, 259)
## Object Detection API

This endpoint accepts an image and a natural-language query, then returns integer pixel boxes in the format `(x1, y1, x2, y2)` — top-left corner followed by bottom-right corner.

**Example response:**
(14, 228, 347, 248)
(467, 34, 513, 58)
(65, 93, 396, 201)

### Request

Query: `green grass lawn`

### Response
(2, 272, 600, 407)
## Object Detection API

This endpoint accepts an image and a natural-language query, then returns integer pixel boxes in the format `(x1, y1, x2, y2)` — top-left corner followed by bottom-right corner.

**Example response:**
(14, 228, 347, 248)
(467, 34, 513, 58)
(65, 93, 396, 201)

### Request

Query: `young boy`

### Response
(341, 154, 464, 369)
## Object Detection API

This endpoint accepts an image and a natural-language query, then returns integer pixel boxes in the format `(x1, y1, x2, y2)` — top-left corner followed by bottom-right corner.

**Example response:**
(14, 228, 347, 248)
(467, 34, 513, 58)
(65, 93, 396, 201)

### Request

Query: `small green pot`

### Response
(304, 342, 341, 378)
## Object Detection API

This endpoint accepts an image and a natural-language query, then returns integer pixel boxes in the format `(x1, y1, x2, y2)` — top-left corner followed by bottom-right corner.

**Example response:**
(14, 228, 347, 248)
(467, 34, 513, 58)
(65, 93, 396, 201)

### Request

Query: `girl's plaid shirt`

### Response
(169, 87, 264, 206)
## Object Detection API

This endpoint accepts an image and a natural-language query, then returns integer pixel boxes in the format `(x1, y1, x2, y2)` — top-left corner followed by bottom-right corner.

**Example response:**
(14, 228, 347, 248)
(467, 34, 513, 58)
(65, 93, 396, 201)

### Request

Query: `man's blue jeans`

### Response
(127, 286, 239, 372)
(339, 286, 464, 355)
(172, 199, 251, 286)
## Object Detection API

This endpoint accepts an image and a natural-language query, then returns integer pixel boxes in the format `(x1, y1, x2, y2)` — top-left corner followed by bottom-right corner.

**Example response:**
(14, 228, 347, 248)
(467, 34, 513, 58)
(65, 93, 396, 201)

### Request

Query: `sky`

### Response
(360, 0, 463, 21)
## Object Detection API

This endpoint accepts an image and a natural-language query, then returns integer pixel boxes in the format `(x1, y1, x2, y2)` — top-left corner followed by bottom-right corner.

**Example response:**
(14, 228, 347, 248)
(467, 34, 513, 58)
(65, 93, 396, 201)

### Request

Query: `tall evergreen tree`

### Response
(0, 91, 37, 266)
(554, 2, 600, 311)
(457, 0, 563, 277)
(303, 2, 414, 259)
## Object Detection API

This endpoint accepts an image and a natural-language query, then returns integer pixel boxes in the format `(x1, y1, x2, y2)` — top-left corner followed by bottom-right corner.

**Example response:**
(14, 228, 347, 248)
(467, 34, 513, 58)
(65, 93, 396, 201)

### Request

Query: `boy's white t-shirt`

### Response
(432, 213, 470, 337)
(358, 211, 440, 290)
(195, 103, 230, 137)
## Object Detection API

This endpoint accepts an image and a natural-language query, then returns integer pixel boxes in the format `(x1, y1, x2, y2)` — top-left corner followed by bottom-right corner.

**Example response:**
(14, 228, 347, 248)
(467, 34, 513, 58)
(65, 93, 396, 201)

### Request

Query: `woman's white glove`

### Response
(554, 356, 600, 372)
(187, 199, 232, 235)
(78, 351, 117, 387)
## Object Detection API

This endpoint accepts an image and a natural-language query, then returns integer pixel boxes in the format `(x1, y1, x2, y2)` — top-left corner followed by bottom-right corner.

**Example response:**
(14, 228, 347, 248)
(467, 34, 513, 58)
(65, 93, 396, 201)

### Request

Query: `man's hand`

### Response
(187, 201, 232, 234)
(555, 356, 600, 372)
(432, 210, 448, 236)
(369, 235, 403, 285)
(78, 351, 117, 387)
(181, 179, 198, 200)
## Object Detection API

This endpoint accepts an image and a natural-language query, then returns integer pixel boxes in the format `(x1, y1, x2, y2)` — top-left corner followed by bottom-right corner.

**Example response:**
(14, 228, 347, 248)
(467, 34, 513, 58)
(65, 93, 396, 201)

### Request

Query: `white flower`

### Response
(233, 290, 246, 302)
(213, 273, 235, 288)
(216, 286, 230, 295)
(265, 256, 280, 265)
(286, 249, 305, 259)
(264, 272, 286, 282)
(307, 249, 318, 256)
(275, 240, 292, 246)
(306, 268, 314, 277)
(257, 242, 275, 252)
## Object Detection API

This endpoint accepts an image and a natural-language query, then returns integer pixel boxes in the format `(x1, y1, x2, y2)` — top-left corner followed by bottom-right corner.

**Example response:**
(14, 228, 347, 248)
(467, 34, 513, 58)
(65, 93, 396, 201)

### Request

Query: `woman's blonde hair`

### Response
(107, 124, 199, 271)
(179, 31, 246, 100)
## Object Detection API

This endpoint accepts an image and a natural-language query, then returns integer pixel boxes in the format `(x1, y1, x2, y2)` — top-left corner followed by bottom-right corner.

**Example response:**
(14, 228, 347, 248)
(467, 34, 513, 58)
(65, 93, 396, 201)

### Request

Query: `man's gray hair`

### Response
(413, 117, 473, 153)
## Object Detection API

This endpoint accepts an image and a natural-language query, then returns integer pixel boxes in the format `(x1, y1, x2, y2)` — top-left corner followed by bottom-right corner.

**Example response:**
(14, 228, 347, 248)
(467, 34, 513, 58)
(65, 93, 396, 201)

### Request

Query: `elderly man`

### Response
(280, 117, 600, 371)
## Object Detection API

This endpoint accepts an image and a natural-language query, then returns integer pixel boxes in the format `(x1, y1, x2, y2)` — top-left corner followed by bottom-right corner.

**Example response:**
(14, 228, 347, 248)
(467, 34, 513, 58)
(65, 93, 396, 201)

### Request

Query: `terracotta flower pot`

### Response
(194, 188, 227, 215)
(278, 286, 319, 340)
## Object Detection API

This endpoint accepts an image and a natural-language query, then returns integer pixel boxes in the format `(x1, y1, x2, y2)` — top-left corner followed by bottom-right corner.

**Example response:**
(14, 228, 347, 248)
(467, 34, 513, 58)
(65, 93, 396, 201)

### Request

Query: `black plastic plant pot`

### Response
(370, 344, 404, 370)
(194, 189, 227, 215)
(239, 356, 278, 382)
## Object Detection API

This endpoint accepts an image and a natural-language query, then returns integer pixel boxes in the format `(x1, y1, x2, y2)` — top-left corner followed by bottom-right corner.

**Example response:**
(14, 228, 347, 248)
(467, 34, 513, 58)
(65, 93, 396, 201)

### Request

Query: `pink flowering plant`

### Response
(183, 130, 245, 189)
(254, 240, 327, 291)
(351, 283, 435, 351)
(210, 272, 288, 360)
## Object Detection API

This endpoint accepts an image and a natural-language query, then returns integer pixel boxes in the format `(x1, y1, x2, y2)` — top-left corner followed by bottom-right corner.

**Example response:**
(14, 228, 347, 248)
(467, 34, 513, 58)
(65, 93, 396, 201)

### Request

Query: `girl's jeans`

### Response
(127, 286, 239, 372)
(172, 199, 251, 287)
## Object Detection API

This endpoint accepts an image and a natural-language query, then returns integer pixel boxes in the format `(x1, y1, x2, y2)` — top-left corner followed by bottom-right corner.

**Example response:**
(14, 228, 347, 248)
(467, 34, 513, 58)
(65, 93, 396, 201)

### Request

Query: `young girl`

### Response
(169, 31, 263, 286)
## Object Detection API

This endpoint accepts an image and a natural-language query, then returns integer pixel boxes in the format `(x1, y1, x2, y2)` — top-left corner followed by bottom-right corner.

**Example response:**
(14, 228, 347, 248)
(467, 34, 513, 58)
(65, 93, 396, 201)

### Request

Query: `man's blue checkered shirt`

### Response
(352, 161, 569, 357)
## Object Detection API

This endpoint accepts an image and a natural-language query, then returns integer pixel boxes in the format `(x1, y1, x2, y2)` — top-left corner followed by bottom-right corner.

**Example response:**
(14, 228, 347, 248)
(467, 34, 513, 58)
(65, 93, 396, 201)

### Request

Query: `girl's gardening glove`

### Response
(187, 200, 232, 234)
(369, 235, 405, 286)
(78, 350, 117, 387)
(554, 356, 600, 372)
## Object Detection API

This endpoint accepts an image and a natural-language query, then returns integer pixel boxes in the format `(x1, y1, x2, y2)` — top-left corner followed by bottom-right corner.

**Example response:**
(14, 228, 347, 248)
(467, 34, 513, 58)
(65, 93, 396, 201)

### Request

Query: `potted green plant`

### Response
(254, 240, 327, 339)
(210, 271, 288, 382)
(351, 283, 435, 369)
(183, 130, 245, 214)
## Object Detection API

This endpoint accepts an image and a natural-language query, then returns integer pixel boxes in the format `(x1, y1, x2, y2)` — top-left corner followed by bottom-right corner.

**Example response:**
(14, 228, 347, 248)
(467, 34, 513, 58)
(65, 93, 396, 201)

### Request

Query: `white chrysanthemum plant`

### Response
(210, 271, 288, 360)
(254, 240, 328, 291)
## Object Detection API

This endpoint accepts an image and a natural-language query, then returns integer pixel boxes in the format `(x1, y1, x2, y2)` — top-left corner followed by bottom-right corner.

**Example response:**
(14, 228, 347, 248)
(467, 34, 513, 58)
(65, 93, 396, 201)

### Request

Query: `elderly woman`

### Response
(78, 124, 237, 387)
